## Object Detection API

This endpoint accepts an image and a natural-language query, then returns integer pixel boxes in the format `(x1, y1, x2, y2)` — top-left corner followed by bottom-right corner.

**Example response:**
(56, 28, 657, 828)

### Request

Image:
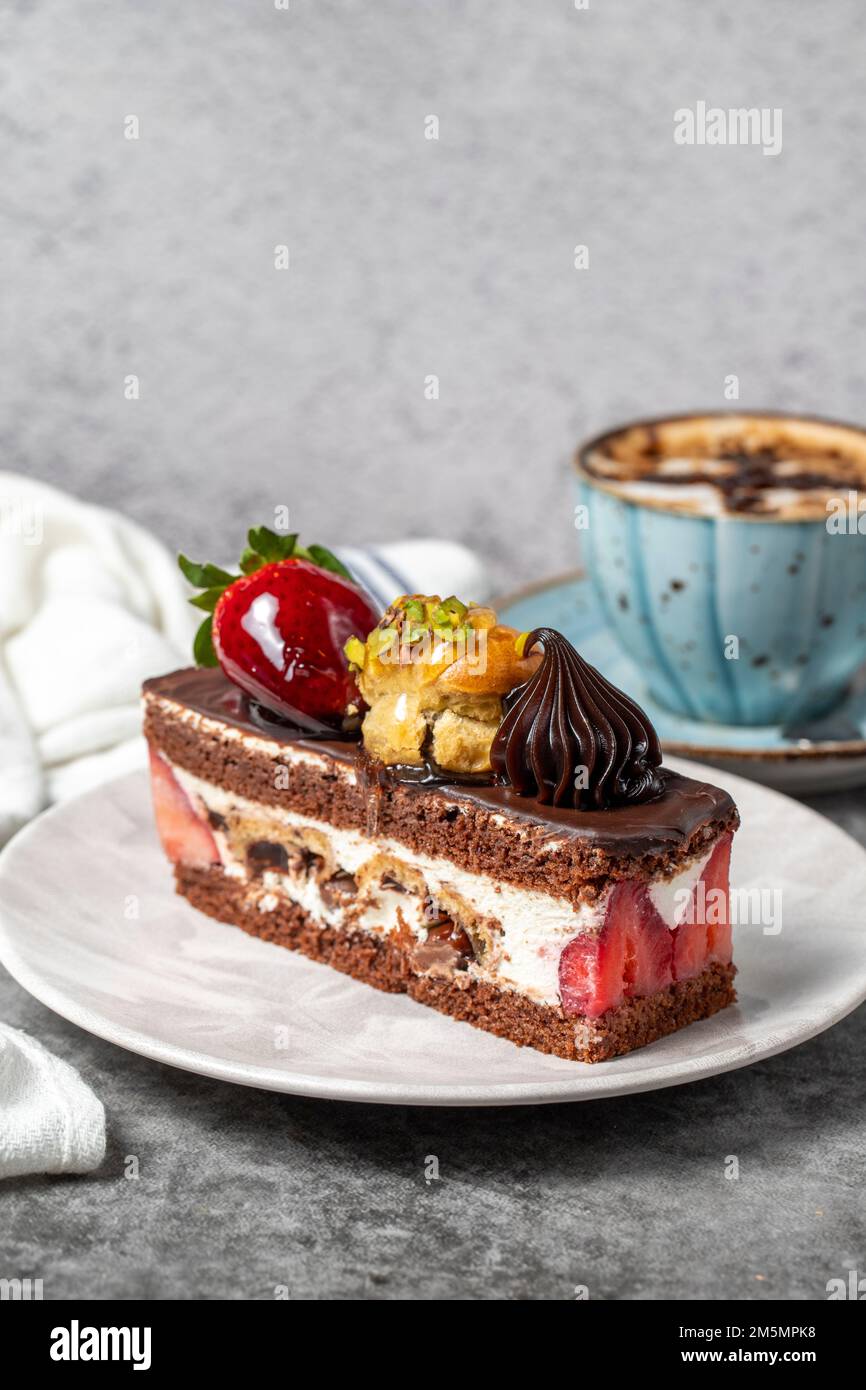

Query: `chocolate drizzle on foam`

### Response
(490, 628, 663, 811)
(577, 412, 866, 518)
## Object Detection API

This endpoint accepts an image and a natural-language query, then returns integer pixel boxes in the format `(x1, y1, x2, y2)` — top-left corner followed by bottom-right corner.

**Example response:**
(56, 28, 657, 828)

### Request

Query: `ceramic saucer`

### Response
(499, 571, 866, 794)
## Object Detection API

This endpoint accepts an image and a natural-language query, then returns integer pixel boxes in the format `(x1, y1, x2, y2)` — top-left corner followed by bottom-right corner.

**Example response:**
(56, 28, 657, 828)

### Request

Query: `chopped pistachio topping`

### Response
(432, 596, 467, 627)
(344, 636, 366, 668)
(373, 626, 399, 657)
(356, 593, 505, 681)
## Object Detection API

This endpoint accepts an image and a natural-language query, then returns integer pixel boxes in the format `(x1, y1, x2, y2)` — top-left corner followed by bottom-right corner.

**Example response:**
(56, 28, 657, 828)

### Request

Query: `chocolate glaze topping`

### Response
(245, 695, 362, 741)
(144, 667, 354, 751)
(490, 629, 663, 810)
(441, 773, 730, 854)
(144, 667, 736, 855)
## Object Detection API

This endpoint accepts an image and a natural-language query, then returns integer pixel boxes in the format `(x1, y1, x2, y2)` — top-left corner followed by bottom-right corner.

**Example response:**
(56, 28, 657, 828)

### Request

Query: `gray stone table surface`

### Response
(1, 788, 864, 1302)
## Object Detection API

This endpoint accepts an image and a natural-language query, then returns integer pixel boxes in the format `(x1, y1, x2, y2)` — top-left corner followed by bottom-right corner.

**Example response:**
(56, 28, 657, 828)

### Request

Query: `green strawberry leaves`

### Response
(193, 616, 218, 667)
(178, 527, 357, 667)
(177, 556, 236, 589)
(177, 555, 237, 667)
(242, 527, 352, 579)
(305, 543, 353, 581)
(187, 587, 224, 612)
(246, 527, 298, 563)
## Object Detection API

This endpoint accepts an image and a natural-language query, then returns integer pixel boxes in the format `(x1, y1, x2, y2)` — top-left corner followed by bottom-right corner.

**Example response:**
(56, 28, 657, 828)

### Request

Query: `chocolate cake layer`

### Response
(144, 668, 739, 905)
(176, 864, 737, 1062)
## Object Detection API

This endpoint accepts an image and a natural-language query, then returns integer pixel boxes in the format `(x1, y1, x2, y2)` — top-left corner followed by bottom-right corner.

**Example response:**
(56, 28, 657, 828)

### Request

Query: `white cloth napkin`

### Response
(0, 1023, 106, 1178)
(0, 471, 488, 847)
(0, 471, 200, 842)
(0, 470, 487, 1177)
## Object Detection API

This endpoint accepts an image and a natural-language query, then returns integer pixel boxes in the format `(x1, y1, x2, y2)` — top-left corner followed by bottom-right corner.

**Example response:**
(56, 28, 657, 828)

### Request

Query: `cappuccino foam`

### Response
(578, 414, 866, 520)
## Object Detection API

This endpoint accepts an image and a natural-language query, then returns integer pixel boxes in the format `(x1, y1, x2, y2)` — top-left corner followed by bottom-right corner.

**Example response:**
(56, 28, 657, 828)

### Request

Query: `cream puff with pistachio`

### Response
(344, 593, 539, 774)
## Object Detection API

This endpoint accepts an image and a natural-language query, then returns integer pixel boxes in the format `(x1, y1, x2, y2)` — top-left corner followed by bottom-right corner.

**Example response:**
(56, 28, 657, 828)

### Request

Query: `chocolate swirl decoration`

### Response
(490, 628, 663, 810)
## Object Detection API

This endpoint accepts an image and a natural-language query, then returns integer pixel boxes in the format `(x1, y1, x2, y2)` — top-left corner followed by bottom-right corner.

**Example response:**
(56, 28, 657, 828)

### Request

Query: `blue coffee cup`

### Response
(574, 412, 866, 726)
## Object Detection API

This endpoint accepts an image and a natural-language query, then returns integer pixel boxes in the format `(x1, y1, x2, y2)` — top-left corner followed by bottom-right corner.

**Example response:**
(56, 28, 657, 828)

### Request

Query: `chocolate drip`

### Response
(353, 745, 494, 790)
(490, 628, 663, 810)
(246, 696, 362, 741)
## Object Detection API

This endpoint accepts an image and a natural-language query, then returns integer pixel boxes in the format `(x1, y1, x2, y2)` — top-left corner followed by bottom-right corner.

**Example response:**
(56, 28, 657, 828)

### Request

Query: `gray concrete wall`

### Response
(3, 0, 864, 591)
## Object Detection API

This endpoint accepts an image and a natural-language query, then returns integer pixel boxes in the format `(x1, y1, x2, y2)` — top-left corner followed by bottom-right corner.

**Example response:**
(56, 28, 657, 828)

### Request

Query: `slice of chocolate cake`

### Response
(142, 535, 738, 1062)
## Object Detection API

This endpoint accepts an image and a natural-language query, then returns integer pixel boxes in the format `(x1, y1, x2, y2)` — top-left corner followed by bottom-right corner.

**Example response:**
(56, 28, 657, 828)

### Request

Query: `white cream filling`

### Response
(166, 751, 717, 1008)
(171, 763, 605, 1004)
(649, 848, 714, 926)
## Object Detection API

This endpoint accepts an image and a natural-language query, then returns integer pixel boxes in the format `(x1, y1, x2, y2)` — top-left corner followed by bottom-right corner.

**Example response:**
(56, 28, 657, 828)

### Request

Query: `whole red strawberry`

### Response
(179, 528, 379, 732)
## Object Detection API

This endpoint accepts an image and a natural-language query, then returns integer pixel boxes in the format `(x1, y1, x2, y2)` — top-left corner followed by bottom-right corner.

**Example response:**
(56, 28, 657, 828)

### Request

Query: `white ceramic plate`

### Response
(0, 762, 864, 1105)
